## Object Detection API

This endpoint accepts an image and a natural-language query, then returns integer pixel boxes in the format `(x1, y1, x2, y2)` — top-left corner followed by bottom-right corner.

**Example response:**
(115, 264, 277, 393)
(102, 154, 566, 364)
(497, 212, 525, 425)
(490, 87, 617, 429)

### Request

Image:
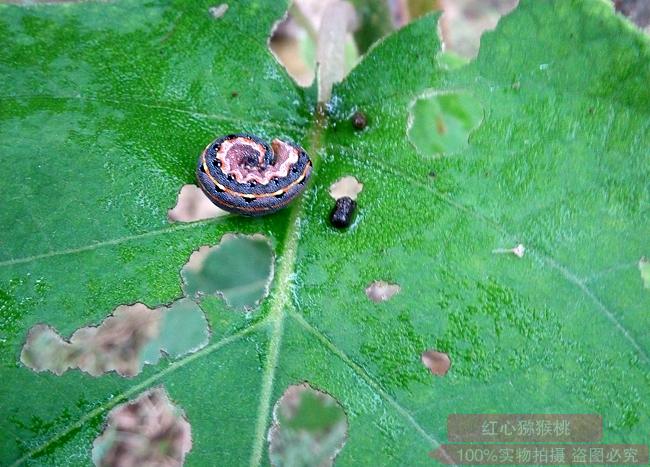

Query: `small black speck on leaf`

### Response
(428, 171, 436, 178)
(351, 111, 367, 130)
(231, 91, 238, 98)
(330, 197, 357, 229)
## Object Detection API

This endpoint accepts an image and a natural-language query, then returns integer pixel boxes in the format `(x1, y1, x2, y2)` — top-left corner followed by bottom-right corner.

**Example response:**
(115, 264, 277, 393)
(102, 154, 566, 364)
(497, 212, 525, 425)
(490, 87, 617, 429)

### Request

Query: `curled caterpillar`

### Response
(197, 134, 312, 216)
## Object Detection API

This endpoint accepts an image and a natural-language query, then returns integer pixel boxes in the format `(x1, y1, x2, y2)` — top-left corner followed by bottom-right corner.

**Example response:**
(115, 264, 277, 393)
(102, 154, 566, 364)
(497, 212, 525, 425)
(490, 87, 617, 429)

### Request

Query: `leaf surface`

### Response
(0, 0, 649, 465)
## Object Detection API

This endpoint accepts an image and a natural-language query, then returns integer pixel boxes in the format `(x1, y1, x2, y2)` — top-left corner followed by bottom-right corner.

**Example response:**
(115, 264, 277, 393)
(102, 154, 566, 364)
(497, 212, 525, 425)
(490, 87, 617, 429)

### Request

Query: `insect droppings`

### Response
(330, 196, 357, 228)
(351, 111, 367, 130)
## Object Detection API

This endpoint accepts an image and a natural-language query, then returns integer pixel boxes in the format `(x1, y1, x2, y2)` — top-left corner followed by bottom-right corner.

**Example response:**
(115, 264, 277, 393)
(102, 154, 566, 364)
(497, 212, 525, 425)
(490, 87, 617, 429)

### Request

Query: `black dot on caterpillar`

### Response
(196, 134, 313, 216)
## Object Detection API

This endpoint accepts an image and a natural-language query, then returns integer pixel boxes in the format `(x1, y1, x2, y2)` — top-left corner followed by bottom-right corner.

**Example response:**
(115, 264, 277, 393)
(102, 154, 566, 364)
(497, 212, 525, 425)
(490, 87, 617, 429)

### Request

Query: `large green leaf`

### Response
(1, 0, 649, 465)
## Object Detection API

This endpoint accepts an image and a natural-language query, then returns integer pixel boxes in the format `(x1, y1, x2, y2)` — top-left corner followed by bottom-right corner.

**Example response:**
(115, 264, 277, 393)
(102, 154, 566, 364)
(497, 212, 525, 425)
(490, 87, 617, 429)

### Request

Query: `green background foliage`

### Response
(0, 0, 648, 465)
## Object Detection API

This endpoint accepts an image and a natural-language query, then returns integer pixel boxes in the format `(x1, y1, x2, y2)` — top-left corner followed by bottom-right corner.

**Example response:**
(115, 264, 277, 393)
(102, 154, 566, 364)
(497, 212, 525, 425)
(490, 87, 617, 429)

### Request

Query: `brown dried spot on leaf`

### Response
(92, 387, 192, 467)
(168, 184, 228, 223)
(20, 298, 209, 377)
(268, 383, 348, 467)
(421, 350, 451, 376)
(365, 280, 400, 302)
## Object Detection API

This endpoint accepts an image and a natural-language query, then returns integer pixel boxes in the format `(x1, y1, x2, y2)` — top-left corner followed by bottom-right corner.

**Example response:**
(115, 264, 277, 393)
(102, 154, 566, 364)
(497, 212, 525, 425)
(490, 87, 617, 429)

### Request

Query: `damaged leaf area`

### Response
(181, 234, 274, 310)
(421, 350, 451, 377)
(92, 387, 192, 467)
(1, 0, 649, 465)
(328, 175, 363, 200)
(168, 184, 228, 223)
(21, 299, 209, 377)
(407, 91, 483, 157)
(268, 383, 348, 467)
(364, 280, 400, 302)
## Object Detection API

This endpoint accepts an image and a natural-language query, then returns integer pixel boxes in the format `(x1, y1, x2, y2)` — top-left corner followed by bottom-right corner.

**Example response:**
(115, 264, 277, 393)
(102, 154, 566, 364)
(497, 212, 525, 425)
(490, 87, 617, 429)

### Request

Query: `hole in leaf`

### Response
(365, 280, 400, 302)
(268, 1, 360, 92)
(181, 234, 274, 310)
(268, 9, 315, 87)
(639, 257, 650, 289)
(168, 184, 228, 223)
(208, 3, 228, 19)
(438, 0, 519, 59)
(92, 387, 192, 467)
(329, 175, 363, 200)
(421, 350, 451, 377)
(613, 0, 650, 31)
(313, 1, 358, 102)
(407, 91, 483, 157)
(268, 383, 348, 467)
(435, 49, 470, 71)
(20, 298, 209, 377)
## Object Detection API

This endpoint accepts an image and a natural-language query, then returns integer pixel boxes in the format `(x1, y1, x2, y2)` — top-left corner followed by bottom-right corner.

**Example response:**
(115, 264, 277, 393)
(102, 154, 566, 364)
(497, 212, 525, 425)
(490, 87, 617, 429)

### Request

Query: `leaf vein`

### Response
(288, 310, 459, 465)
(11, 319, 265, 466)
(0, 217, 228, 268)
(0, 95, 304, 133)
(363, 157, 650, 366)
